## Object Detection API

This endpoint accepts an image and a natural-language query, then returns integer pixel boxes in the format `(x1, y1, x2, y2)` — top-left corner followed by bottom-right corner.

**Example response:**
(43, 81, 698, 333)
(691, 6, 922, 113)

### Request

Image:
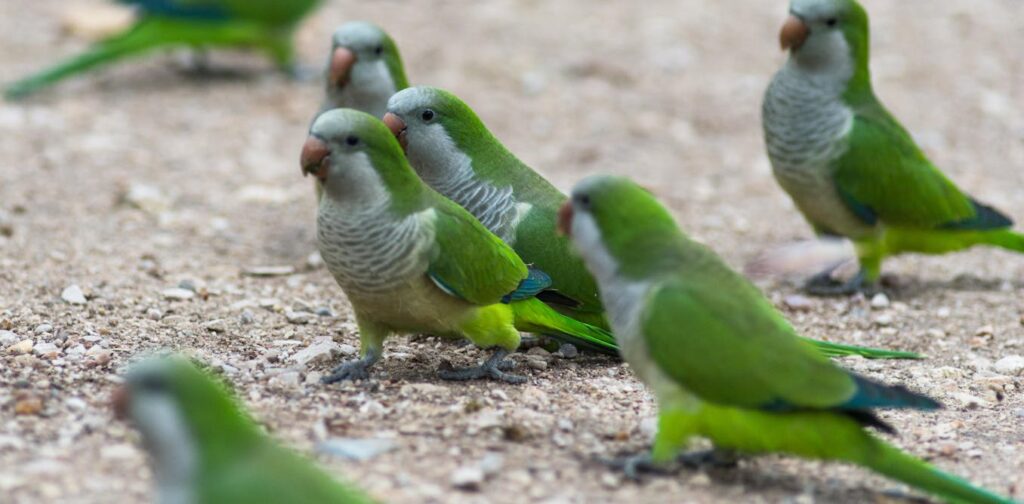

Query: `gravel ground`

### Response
(1, 0, 1023, 503)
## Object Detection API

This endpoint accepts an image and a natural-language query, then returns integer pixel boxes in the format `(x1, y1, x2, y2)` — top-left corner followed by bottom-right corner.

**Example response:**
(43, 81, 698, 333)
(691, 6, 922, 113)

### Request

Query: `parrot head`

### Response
(325, 22, 409, 111)
(384, 86, 497, 178)
(781, 0, 869, 79)
(303, 108, 422, 208)
(113, 356, 259, 490)
(559, 176, 684, 280)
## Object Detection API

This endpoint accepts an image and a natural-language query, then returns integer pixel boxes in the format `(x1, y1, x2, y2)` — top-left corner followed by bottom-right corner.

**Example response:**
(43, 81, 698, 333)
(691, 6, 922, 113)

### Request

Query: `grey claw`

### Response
(602, 454, 672, 481)
(437, 349, 526, 384)
(321, 360, 370, 383)
(677, 448, 739, 469)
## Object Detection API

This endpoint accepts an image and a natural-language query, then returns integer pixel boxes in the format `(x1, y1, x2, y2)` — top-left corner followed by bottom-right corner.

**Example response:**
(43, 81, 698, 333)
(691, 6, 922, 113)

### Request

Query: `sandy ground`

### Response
(1, 0, 1023, 502)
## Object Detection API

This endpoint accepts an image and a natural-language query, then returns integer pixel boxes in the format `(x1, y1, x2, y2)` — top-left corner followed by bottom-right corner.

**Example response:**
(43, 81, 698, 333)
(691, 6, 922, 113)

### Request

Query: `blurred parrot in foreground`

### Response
(5, 0, 322, 99)
(763, 0, 1024, 295)
(559, 175, 1014, 504)
(114, 356, 374, 504)
(301, 108, 618, 384)
(383, 86, 919, 360)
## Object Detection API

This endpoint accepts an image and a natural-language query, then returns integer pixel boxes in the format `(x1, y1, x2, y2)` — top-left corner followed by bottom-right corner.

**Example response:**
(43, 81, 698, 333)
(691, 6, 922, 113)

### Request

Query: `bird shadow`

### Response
(884, 273, 1023, 300)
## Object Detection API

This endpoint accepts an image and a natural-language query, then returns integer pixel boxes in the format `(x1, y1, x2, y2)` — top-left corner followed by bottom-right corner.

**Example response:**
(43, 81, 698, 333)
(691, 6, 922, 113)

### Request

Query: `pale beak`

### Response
(382, 112, 408, 150)
(780, 15, 809, 51)
(300, 136, 330, 182)
(556, 201, 574, 237)
(329, 47, 356, 87)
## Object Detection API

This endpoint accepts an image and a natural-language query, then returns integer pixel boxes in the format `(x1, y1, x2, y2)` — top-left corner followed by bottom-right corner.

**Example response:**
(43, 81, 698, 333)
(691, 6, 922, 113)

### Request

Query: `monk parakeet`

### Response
(319, 21, 409, 119)
(763, 0, 1024, 295)
(302, 108, 618, 384)
(383, 86, 919, 361)
(5, 0, 322, 99)
(559, 175, 1013, 504)
(114, 356, 374, 504)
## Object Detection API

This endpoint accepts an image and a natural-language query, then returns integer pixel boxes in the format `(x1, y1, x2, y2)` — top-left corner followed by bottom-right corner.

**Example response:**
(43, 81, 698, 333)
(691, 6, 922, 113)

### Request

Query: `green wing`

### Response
(202, 443, 375, 504)
(641, 265, 857, 410)
(833, 105, 992, 229)
(426, 197, 530, 306)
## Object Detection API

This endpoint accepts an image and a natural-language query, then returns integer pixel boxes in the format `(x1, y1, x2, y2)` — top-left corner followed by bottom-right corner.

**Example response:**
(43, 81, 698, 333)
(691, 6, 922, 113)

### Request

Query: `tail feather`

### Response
(5, 21, 167, 99)
(802, 337, 922, 360)
(983, 229, 1024, 253)
(862, 439, 1014, 504)
(512, 298, 618, 355)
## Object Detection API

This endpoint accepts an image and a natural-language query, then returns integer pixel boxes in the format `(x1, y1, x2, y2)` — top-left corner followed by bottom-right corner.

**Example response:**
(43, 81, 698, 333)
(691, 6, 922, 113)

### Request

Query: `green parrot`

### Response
(383, 86, 919, 361)
(558, 175, 1014, 504)
(114, 356, 374, 504)
(763, 0, 1024, 295)
(5, 0, 322, 99)
(302, 108, 619, 383)
(319, 21, 409, 120)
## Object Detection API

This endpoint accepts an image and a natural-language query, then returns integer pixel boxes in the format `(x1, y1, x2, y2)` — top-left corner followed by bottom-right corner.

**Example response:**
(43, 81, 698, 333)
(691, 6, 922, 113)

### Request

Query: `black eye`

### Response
(345, 135, 359, 146)
(374, 45, 383, 56)
(421, 109, 435, 122)
(137, 375, 169, 394)
(825, 17, 838, 27)
(576, 194, 591, 208)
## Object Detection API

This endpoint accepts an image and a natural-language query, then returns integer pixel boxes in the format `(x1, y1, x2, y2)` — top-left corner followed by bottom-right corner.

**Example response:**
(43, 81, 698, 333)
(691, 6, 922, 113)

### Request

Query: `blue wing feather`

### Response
(501, 266, 552, 304)
(117, 0, 230, 20)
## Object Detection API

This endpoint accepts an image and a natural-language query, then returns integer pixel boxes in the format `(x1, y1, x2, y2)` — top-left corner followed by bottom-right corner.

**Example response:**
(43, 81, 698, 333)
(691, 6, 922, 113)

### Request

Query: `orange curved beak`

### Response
(382, 112, 408, 150)
(329, 47, 356, 87)
(300, 136, 330, 182)
(112, 385, 130, 420)
(780, 15, 809, 51)
(556, 201, 573, 237)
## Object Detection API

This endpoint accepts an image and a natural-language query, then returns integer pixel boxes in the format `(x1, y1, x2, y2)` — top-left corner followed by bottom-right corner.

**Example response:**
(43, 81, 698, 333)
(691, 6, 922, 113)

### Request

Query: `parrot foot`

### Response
(321, 348, 381, 384)
(677, 448, 739, 469)
(438, 348, 526, 384)
(516, 335, 554, 351)
(603, 453, 675, 481)
(803, 269, 876, 297)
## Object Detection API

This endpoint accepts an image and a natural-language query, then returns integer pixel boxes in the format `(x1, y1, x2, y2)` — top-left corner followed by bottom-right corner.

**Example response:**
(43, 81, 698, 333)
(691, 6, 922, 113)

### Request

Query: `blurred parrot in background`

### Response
(302, 108, 618, 384)
(763, 0, 1024, 296)
(319, 21, 408, 120)
(5, 0, 322, 99)
(384, 86, 919, 360)
(114, 355, 375, 504)
(559, 175, 1013, 504)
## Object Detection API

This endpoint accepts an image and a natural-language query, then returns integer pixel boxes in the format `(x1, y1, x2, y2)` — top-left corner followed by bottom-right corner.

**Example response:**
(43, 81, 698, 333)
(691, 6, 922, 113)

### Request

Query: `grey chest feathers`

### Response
(317, 202, 434, 294)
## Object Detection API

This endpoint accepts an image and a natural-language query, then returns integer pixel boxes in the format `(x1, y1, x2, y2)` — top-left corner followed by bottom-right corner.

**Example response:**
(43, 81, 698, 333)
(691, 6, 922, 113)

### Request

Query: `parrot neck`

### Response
(131, 395, 199, 504)
(324, 59, 397, 119)
(317, 196, 435, 294)
(408, 131, 523, 243)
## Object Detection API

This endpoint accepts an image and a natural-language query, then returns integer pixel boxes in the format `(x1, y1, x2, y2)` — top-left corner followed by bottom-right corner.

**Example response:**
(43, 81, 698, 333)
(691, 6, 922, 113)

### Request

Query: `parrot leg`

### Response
(677, 448, 740, 469)
(803, 268, 876, 296)
(603, 453, 677, 481)
(438, 348, 526, 384)
(321, 346, 381, 384)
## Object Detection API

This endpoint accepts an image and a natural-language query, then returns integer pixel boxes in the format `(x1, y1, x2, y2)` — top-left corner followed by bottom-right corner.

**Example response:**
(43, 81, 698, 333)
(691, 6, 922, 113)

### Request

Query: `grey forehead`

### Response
(790, 0, 846, 18)
(313, 109, 374, 138)
(571, 174, 613, 198)
(387, 87, 438, 114)
(333, 21, 385, 46)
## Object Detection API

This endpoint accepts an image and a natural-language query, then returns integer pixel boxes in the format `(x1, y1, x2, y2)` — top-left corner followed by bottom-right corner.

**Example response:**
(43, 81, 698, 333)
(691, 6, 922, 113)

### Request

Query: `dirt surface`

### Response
(2, 0, 1023, 503)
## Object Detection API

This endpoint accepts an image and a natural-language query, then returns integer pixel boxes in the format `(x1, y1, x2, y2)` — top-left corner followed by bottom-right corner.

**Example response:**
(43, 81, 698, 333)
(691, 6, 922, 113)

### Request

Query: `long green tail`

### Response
(803, 337, 922, 360)
(983, 229, 1024, 253)
(512, 298, 618, 355)
(862, 439, 1014, 504)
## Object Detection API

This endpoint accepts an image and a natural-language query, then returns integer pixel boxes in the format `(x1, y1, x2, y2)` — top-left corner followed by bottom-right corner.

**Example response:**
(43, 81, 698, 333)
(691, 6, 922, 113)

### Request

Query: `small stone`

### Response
(162, 288, 195, 301)
(451, 466, 485, 490)
(557, 343, 578, 359)
(526, 346, 550, 357)
(264, 349, 282, 363)
(338, 344, 358, 356)
(204, 319, 228, 333)
(304, 371, 323, 384)
(65, 397, 87, 411)
(240, 309, 255, 325)
(289, 341, 342, 367)
(243, 265, 295, 277)
(177, 279, 197, 292)
(993, 355, 1024, 376)
(306, 252, 324, 269)
(285, 310, 315, 325)
(527, 357, 548, 371)
(874, 314, 894, 326)
(8, 339, 33, 354)
(976, 325, 995, 337)
(1014, 408, 1024, 419)
(34, 323, 53, 334)
(0, 330, 17, 345)
(936, 307, 951, 318)
(145, 308, 163, 321)
(14, 397, 43, 415)
(61, 285, 87, 305)
(123, 183, 170, 214)
(952, 393, 987, 409)
(557, 418, 574, 431)
(784, 294, 813, 311)
(85, 346, 112, 367)
(100, 443, 136, 460)
(926, 328, 946, 339)
(32, 342, 60, 359)
(316, 438, 396, 461)
(478, 452, 504, 476)
(315, 306, 333, 317)
(268, 371, 301, 389)
(870, 293, 890, 309)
